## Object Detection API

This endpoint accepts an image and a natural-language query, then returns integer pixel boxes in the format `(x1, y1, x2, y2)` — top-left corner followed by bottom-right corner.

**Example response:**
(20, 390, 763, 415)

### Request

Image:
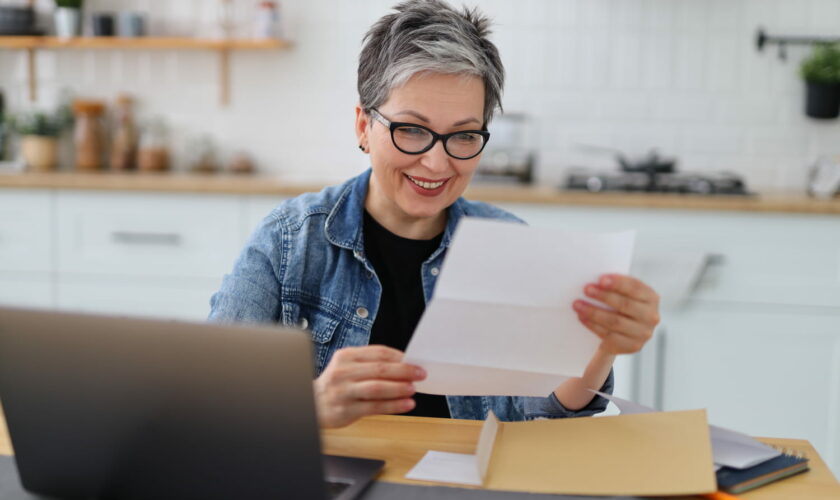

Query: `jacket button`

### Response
(430, 267, 440, 276)
(299, 318, 309, 330)
(356, 307, 369, 319)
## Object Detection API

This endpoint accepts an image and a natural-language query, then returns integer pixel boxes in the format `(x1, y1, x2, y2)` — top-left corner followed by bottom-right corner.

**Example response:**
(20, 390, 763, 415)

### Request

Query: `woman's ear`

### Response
(354, 105, 369, 152)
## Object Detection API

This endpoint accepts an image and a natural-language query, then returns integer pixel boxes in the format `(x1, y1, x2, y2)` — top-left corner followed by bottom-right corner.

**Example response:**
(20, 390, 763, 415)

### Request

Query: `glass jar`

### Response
(72, 99, 106, 171)
(137, 118, 170, 172)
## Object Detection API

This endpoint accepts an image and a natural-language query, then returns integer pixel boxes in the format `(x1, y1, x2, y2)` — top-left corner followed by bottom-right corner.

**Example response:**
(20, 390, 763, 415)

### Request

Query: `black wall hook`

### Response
(756, 27, 840, 61)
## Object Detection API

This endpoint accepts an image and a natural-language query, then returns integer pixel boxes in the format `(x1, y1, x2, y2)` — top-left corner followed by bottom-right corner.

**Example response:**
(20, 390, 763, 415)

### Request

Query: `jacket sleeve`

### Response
(515, 368, 614, 420)
(208, 214, 284, 324)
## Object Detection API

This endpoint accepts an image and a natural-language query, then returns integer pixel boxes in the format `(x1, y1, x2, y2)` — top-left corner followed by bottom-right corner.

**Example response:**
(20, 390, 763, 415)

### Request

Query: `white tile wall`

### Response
(2, 0, 839, 190)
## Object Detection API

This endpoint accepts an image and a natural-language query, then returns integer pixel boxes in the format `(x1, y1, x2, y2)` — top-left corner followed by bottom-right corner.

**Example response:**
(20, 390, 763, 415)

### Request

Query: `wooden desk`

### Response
(322, 416, 840, 499)
(1, 409, 838, 499)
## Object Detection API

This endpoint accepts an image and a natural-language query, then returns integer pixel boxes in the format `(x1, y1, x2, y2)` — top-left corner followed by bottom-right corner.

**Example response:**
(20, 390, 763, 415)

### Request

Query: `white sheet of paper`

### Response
(593, 391, 780, 469)
(405, 218, 635, 397)
(405, 451, 483, 486)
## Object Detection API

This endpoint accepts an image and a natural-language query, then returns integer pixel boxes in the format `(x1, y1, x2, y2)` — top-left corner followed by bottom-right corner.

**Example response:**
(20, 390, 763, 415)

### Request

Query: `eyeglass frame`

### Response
(368, 108, 491, 160)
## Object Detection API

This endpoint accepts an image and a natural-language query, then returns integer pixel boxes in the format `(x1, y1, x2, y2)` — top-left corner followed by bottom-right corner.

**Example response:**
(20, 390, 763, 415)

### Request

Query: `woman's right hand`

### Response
(313, 345, 426, 428)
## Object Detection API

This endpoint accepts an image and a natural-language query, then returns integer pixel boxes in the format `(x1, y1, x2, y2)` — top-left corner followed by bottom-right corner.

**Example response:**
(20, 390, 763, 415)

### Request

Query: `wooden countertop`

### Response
(1, 171, 839, 215)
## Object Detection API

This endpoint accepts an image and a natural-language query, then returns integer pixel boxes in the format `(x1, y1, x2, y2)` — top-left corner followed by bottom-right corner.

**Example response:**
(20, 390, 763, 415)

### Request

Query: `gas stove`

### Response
(564, 168, 750, 195)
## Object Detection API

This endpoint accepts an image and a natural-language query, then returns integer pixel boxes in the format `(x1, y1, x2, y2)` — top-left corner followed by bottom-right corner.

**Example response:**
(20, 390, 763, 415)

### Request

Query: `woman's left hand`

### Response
(573, 274, 660, 355)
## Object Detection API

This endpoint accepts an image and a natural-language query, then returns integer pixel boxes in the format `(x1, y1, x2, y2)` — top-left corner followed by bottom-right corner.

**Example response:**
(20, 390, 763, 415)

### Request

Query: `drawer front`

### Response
(0, 190, 52, 273)
(56, 277, 222, 321)
(57, 192, 244, 279)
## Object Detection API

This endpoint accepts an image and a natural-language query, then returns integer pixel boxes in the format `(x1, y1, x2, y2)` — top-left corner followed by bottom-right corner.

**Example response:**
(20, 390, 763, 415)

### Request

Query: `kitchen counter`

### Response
(1, 171, 839, 215)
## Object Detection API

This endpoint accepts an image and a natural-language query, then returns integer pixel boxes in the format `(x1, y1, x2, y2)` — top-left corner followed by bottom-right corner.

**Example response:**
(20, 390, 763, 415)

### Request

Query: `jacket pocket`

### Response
(282, 301, 342, 344)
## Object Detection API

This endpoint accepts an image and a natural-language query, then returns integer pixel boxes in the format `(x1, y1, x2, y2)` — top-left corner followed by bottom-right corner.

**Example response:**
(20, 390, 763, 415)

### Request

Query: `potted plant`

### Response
(800, 43, 840, 119)
(9, 112, 64, 172)
(54, 0, 83, 39)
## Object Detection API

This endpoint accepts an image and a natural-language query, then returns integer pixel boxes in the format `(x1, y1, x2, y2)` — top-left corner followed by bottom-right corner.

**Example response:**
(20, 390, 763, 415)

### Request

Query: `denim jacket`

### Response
(209, 169, 612, 421)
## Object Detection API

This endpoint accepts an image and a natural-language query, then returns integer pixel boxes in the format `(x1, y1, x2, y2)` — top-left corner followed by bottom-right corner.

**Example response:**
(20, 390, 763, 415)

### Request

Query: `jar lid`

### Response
(73, 100, 106, 115)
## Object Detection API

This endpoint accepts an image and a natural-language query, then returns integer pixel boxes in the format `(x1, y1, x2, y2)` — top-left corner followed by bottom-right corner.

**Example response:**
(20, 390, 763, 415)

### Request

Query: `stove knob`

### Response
(586, 176, 604, 192)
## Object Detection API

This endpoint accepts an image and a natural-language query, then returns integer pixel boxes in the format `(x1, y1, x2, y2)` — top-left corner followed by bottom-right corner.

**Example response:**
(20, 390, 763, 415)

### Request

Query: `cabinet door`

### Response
(57, 191, 244, 280)
(0, 276, 52, 308)
(662, 305, 840, 476)
(0, 190, 52, 273)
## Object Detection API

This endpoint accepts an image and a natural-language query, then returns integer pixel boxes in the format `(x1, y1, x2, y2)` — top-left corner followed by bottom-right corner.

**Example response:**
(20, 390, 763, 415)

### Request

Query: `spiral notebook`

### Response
(716, 447, 810, 494)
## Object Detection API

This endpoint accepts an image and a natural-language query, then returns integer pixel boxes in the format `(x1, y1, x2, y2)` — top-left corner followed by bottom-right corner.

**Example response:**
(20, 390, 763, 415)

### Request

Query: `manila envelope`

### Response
(409, 409, 717, 496)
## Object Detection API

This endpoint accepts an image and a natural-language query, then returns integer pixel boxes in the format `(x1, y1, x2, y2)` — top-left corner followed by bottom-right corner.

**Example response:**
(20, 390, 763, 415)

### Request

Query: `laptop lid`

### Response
(0, 306, 331, 500)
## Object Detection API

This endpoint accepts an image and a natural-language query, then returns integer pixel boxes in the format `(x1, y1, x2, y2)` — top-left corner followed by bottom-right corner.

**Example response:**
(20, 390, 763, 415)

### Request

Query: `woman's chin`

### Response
(398, 202, 447, 221)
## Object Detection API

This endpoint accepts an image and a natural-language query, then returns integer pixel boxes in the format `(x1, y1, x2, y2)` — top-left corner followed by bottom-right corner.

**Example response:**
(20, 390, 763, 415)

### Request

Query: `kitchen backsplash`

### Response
(2, 0, 839, 191)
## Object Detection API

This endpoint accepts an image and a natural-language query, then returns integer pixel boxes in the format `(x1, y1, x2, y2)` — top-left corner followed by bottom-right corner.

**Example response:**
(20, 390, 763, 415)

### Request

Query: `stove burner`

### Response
(564, 168, 750, 195)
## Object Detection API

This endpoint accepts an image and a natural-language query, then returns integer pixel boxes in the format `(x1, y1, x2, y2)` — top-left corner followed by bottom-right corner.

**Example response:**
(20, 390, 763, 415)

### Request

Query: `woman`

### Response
(209, 0, 660, 429)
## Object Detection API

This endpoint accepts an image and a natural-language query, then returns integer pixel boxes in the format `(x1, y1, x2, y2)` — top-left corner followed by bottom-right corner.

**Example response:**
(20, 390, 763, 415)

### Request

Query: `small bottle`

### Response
(254, 1, 281, 39)
(110, 94, 137, 171)
(73, 99, 107, 171)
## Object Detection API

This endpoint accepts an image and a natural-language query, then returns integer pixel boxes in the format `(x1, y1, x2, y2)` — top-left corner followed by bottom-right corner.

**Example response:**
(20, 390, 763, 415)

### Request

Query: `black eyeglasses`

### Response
(369, 108, 490, 160)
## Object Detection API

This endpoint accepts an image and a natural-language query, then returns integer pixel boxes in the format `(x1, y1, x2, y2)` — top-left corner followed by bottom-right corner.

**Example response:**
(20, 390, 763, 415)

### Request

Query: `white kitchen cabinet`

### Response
(0, 277, 52, 308)
(56, 191, 244, 280)
(0, 190, 52, 274)
(0, 190, 54, 309)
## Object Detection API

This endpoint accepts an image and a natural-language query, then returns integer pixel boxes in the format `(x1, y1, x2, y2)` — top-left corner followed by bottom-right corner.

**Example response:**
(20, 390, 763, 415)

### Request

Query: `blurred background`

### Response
(0, 0, 839, 479)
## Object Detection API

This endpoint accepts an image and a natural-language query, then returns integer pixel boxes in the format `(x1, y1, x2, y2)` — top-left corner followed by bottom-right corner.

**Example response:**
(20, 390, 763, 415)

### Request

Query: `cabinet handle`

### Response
(111, 231, 182, 246)
(687, 253, 725, 295)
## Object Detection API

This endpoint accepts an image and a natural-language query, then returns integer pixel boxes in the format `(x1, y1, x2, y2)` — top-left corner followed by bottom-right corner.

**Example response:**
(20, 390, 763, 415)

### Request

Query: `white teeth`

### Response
(407, 175, 446, 190)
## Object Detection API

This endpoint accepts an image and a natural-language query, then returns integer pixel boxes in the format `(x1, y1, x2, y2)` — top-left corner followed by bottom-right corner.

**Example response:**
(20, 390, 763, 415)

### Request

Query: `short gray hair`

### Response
(358, 0, 505, 126)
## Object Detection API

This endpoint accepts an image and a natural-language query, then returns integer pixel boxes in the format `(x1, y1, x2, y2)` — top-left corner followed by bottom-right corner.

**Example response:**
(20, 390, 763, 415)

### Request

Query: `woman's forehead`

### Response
(383, 73, 485, 123)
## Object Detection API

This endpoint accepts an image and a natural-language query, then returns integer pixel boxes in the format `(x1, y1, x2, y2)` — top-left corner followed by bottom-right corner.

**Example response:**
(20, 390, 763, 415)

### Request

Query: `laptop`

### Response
(0, 306, 384, 500)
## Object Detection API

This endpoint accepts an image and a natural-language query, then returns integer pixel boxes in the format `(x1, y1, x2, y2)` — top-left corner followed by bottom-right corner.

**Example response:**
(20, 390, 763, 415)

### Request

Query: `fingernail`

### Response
(573, 300, 586, 311)
(585, 285, 599, 296)
(404, 399, 416, 410)
(600, 276, 613, 288)
(415, 368, 427, 379)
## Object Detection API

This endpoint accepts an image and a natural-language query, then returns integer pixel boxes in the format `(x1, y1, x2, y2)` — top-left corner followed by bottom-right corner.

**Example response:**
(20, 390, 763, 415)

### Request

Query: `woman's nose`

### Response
(421, 139, 450, 172)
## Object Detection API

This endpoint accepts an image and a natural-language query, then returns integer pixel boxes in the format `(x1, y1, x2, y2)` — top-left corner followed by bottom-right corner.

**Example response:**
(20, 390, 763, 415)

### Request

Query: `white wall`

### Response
(2, 0, 840, 190)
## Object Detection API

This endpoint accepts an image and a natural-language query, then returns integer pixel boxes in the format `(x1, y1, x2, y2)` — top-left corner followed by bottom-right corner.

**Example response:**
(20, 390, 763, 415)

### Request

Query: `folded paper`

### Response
(405, 218, 635, 397)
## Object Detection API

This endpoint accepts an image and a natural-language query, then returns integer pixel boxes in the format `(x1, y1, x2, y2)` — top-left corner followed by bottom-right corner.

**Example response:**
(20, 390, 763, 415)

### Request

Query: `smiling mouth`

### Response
(405, 174, 450, 190)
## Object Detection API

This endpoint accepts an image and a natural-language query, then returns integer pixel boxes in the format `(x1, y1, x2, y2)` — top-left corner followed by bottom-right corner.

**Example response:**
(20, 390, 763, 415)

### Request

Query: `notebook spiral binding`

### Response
(770, 444, 807, 460)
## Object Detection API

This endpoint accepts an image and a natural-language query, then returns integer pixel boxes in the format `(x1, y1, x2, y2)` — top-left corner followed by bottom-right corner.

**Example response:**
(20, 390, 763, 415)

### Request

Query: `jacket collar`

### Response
(325, 168, 466, 255)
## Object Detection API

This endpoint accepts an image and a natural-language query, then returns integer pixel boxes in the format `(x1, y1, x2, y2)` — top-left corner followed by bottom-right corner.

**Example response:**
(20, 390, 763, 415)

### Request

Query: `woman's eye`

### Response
(453, 133, 479, 143)
(399, 127, 426, 136)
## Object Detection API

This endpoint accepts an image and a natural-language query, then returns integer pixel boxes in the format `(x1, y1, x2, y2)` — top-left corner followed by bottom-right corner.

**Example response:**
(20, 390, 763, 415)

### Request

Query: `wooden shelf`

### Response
(0, 36, 291, 50)
(0, 36, 292, 105)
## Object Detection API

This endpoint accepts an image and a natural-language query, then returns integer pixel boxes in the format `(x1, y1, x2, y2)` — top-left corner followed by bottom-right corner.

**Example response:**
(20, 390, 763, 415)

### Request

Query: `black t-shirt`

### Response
(363, 211, 450, 418)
